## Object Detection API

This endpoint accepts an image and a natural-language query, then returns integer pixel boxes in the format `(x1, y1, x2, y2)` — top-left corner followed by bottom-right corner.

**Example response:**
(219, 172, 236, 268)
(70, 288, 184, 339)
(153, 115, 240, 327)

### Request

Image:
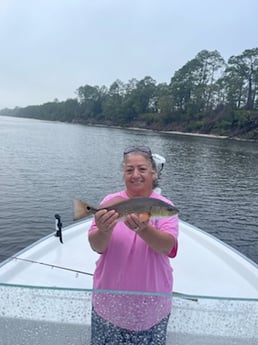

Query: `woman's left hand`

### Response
(124, 213, 148, 232)
(125, 213, 176, 254)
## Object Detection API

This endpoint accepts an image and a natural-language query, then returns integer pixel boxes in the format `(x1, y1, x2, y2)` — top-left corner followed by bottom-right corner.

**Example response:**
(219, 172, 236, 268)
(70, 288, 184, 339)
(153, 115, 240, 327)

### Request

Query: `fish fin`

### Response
(138, 213, 151, 222)
(73, 199, 96, 220)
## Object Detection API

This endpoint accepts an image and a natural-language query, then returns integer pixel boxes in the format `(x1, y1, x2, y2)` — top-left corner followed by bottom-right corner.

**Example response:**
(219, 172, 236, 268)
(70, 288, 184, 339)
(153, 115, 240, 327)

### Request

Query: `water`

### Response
(0, 115, 258, 264)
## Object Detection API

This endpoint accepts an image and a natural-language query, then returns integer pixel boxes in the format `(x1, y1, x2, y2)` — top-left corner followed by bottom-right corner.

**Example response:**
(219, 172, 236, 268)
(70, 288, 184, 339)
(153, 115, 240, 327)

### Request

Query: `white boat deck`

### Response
(0, 219, 257, 299)
(0, 219, 257, 345)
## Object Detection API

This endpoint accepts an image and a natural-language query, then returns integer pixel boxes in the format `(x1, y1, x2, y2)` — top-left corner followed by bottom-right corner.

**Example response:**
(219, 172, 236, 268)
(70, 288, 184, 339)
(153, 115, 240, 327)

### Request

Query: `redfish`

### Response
(73, 196, 179, 221)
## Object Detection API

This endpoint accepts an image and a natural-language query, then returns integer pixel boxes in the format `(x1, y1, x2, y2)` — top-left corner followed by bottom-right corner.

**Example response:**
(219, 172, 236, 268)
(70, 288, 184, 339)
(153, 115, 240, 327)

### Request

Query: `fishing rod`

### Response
(5, 255, 93, 276)
(0, 214, 92, 276)
(2, 255, 199, 301)
(2, 254, 198, 300)
(2, 256, 252, 301)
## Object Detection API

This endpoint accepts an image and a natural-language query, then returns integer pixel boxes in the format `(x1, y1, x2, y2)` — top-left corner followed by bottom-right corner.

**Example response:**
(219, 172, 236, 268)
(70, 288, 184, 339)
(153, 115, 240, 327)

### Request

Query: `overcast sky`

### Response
(0, 0, 257, 109)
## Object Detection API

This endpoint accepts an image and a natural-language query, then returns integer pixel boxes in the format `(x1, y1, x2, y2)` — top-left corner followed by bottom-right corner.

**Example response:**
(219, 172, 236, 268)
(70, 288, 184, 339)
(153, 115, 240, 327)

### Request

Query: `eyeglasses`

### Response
(124, 145, 152, 157)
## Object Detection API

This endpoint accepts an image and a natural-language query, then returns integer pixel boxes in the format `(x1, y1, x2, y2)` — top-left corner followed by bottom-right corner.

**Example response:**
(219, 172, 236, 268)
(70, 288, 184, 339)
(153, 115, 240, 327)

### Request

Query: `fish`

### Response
(73, 196, 179, 221)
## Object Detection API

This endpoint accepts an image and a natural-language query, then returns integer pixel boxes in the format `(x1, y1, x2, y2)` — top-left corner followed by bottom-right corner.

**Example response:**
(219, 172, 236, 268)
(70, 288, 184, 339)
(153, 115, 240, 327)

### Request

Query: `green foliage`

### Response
(1, 48, 258, 140)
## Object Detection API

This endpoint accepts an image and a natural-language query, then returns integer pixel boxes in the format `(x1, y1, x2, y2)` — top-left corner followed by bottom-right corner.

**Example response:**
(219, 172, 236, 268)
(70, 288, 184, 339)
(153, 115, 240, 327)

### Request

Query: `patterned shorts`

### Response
(90, 308, 170, 345)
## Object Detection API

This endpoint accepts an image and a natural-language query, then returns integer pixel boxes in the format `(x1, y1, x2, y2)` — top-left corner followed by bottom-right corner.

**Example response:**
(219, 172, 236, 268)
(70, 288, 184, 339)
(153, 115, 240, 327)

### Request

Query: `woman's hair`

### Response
(123, 149, 159, 189)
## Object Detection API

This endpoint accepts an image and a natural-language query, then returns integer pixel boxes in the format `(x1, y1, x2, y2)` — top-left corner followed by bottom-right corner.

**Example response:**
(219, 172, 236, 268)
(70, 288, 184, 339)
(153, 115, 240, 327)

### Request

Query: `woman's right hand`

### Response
(95, 209, 118, 233)
(89, 210, 119, 253)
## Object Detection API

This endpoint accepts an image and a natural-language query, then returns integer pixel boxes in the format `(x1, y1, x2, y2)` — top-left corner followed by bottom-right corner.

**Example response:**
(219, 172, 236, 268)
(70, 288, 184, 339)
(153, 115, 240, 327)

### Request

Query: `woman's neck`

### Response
(125, 190, 153, 198)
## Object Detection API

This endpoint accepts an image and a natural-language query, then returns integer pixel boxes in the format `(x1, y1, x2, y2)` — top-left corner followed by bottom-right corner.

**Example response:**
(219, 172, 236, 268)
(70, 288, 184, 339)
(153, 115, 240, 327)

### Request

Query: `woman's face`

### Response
(123, 153, 156, 197)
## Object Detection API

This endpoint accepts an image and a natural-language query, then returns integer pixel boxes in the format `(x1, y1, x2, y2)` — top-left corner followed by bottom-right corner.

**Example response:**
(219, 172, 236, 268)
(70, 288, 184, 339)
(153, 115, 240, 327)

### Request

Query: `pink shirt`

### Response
(89, 191, 179, 330)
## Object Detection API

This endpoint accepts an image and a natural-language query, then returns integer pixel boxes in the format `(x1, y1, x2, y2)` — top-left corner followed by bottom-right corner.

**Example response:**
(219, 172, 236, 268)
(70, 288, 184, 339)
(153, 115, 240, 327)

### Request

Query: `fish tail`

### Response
(73, 199, 97, 220)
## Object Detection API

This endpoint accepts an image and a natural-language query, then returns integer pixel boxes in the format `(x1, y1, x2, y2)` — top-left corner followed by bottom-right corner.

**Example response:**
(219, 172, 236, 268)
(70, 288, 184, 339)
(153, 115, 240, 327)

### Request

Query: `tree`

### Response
(195, 50, 225, 110)
(121, 77, 157, 122)
(101, 80, 125, 121)
(76, 84, 106, 119)
(225, 48, 258, 110)
(170, 50, 225, 118)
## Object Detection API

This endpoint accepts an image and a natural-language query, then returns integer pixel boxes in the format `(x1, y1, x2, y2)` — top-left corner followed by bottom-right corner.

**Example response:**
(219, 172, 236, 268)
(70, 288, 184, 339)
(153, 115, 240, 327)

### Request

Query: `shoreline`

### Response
(161, 130, 257, 142)
(160, 130, 228, 139)
(1, 114, 256, 142)
(127, 126, 257, 142)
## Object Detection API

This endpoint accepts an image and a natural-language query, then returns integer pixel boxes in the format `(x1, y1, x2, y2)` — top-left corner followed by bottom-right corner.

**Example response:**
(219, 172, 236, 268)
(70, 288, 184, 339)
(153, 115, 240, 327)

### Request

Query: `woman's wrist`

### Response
(135, 222, 149, 233)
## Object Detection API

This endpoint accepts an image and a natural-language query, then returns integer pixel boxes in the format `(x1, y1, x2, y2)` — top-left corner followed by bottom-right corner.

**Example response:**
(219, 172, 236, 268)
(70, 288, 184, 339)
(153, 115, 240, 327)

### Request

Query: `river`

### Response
(0, 115, 257, 264)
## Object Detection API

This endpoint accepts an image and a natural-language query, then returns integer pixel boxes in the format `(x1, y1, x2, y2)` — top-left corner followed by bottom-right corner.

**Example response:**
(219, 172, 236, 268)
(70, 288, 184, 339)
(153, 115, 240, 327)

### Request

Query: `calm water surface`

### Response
(0, 116, 257, 263)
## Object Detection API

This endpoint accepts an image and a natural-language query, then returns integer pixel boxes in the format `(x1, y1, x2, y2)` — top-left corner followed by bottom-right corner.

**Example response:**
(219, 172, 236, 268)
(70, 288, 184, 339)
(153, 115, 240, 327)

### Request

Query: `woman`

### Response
(88, 145, 179, 345)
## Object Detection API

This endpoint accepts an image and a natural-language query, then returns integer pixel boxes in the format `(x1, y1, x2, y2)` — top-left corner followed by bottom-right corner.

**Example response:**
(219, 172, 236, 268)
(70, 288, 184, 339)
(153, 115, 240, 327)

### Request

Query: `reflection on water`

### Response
(0, 116, 257, 263)
(156, 134, 258, 263)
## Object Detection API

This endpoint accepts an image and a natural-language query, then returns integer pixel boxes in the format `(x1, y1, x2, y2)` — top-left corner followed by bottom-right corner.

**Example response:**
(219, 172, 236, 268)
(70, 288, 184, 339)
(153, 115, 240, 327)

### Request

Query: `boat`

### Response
(0, 154, 257, 345)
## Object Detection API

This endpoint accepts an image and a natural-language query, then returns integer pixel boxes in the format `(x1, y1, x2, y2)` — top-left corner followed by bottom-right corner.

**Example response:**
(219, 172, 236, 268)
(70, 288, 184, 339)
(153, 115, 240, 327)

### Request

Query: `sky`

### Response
(0, 0, 257, 109)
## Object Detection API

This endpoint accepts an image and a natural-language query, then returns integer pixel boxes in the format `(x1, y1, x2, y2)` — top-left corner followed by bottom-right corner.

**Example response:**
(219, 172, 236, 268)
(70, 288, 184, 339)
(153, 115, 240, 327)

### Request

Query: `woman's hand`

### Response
(95, 209, 119, 233)
(124, 213, 149, 232)
(88, 209, 119, 253)
(124, 213, 175, 254)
